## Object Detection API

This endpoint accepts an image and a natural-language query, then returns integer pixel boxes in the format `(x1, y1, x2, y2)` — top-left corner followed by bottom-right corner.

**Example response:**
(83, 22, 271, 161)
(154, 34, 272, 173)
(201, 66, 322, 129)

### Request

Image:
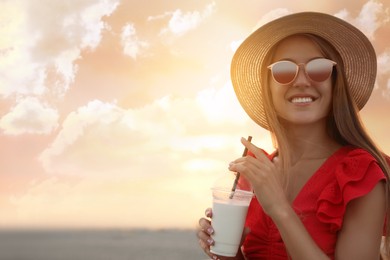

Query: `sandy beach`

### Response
(0, 229, 207, 260)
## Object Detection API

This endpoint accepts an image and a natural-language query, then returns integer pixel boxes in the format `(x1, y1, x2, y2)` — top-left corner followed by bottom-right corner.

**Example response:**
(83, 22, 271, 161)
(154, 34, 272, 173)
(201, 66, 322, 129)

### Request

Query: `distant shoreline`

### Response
(0, 227, 197, 232)
(0, 228, 205, 260)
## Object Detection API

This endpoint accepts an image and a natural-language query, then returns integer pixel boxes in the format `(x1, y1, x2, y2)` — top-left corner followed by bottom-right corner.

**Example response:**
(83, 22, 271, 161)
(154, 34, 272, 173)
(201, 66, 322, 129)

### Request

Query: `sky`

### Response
(0, 0, 390, 230)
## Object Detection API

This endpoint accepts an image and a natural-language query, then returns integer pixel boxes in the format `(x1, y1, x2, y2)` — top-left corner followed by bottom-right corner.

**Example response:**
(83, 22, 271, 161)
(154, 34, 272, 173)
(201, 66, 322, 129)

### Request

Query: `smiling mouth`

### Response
(290, 97, 315, 104)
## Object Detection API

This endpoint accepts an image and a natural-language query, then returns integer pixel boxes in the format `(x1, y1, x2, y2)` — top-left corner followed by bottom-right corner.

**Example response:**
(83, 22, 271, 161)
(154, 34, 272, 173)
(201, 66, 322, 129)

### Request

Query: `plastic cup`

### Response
(210, 187, 253, 257)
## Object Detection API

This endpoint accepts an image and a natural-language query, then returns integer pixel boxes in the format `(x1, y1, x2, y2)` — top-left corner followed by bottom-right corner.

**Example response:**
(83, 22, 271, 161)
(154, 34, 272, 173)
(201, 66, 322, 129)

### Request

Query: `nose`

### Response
(292, 64, 310, 87)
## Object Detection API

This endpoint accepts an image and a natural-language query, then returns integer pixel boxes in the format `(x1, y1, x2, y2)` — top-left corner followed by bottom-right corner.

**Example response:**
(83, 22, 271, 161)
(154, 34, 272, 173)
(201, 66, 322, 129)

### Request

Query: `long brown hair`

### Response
(261, 33, 390, 252)
(312, 34, 390, 254)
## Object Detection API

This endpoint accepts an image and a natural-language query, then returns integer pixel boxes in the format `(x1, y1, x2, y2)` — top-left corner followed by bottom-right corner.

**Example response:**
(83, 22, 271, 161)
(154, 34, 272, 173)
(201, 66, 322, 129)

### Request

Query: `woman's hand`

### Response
(228, 137, 289, 217)
(197, 208, 216, 259)
(197, 208, 247, 260)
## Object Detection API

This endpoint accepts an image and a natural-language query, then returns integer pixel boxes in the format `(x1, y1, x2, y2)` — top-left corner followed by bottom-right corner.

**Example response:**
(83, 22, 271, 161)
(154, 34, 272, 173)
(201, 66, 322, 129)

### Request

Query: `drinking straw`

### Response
(229, 136, 252, 199)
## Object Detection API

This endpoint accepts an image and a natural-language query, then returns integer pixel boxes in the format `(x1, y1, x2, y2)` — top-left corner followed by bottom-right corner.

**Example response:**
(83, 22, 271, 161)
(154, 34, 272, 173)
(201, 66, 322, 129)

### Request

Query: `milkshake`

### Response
(210, 188, 253, 257)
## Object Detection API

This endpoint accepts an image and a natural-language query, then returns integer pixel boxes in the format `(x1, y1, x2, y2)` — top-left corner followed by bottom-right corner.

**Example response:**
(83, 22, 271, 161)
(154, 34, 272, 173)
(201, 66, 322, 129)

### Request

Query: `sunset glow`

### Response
(1, 0, 390, 229)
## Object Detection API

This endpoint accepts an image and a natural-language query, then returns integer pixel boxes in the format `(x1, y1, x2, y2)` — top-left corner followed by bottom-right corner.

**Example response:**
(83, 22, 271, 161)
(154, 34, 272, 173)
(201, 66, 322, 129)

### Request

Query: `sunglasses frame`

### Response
(267, 58, 337, 85)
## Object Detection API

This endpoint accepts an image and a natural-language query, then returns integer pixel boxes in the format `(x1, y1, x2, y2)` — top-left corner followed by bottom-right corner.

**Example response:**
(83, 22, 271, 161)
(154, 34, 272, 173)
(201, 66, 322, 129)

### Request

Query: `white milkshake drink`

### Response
(210, 188, 253, 257)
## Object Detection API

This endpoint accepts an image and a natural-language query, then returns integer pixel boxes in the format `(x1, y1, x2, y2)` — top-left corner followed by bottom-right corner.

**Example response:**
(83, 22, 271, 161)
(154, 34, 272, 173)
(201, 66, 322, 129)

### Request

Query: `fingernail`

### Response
(207, 227, 214, 234)
(205, 208, 211, 217)
(207, 238, 214, 245)
(228, 162, 234, 170)
(212, 256, 217, 260)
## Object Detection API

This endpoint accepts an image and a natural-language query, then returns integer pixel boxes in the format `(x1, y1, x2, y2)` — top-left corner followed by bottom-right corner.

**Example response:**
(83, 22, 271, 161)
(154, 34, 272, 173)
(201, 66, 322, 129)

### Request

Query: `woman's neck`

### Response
(282, 120, 342, 163)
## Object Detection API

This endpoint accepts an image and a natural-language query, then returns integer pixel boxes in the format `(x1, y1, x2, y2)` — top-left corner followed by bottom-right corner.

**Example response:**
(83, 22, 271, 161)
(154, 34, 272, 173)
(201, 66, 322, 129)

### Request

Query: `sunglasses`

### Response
(267, 58, 337, 85)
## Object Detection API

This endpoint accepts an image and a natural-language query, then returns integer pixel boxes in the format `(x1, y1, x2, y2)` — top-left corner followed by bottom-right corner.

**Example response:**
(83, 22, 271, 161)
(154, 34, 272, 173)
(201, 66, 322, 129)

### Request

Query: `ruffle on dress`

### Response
(316, 148, 386, 232)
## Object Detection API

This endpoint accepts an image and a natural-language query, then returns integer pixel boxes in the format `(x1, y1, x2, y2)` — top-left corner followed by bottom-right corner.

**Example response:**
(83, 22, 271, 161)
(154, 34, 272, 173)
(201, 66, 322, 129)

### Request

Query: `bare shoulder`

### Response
(336, 181, 386, 259)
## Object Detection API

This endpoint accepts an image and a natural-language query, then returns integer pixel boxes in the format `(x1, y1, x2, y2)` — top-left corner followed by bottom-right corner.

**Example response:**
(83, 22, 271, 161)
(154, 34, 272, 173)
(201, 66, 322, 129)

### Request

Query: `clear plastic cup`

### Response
(210, 187, 253, 257)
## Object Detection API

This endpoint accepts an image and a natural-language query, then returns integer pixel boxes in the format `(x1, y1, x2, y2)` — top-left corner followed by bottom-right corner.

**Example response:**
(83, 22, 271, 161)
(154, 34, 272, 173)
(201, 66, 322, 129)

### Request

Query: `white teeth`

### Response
(291, 97, 313, 103)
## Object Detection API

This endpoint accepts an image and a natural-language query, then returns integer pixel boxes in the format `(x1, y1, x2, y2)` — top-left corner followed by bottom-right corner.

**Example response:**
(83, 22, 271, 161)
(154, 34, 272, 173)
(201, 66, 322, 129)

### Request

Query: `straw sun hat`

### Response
(231, 12, 377, 129)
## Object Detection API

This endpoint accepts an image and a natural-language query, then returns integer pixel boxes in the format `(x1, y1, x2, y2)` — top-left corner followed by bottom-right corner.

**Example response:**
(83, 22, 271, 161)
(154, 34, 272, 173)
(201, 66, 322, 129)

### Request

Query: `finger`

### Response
(198, 238, 214, 258)
(205, 207, 213, 218)
(197, 229, 215, 258)
(197, 229, 214, 246)
(198, 218, 214, 235)
(241, 137, 269, 162)
(230, 154, 261, 165)
(228, 156, 263, 178)
(198, 217, 210, 229)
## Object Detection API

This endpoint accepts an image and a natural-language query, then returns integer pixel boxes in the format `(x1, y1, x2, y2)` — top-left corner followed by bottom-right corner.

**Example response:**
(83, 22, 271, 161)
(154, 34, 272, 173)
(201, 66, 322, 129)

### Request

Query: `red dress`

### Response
(242, 146, 386, 259)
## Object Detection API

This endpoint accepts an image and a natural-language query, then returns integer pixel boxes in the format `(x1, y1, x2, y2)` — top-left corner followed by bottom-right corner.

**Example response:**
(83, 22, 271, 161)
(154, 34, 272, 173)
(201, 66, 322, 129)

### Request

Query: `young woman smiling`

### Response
(197, 12, 390, 260)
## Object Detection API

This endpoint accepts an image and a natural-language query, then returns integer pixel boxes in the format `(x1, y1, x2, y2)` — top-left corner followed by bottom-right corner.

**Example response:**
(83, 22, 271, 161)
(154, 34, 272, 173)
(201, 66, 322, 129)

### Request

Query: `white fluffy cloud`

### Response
(335, 0, 389, 40)
(149, 2, 216, 38)
(38, 83, 268, 177)
(378, 50, 390, 75)
(378, 50, 390, 97)
(120, 23, 150, 59)
(15, 82, 270, 228)
(0, 97, 59, 135)
(333, 1, 390, 98)
(0, 0, 119, 98)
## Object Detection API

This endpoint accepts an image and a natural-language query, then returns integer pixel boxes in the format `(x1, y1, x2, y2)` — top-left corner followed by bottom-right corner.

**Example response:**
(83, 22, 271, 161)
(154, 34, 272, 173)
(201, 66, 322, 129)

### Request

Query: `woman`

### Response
(197, 12, 390, 259)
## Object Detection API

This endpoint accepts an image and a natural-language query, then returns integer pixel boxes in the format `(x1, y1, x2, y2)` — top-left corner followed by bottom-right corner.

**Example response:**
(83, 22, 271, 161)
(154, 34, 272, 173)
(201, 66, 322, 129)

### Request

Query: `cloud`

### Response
(39, 100, 130, 176)
(0, 97, 59, 135)
(11, 82, 271, 228)
(39, 82, 268, 177)
(16, 82, 272, 228)
(335, 0, 389, 40)
(120, 23, 150, 60)
(378, 50, 390, 75)
(332, 2, 390, 98)
(253, 8, 290, 30)
(0, 0, 119, 98)
(377, 49, 390, 97)
(153, 2, 216, 38)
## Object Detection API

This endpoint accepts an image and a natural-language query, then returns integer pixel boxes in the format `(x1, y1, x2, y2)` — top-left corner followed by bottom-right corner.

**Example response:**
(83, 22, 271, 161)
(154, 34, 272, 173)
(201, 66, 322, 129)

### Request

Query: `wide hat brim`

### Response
(231, 12, 377, 129)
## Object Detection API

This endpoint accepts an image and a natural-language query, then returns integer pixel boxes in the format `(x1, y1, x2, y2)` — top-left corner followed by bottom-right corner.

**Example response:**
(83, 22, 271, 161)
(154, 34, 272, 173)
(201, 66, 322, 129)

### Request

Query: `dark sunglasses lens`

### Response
(306, 59, 334, 82)
(272, 61, 297, 84)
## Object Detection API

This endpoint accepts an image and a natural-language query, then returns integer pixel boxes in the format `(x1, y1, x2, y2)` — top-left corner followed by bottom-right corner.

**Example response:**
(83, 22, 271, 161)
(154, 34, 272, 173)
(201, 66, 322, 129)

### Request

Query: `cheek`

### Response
(325, 93, 333, 111)
(269, 82, 277, 101)
(270, 84, 285, 109)
(319, 83, 333, 112)
(322, 81, 333, 100)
